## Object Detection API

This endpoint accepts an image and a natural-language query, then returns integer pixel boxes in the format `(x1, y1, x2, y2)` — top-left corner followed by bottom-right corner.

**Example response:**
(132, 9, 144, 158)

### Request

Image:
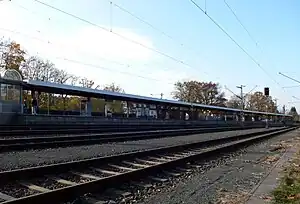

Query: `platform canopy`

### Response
(22, 79, 291, 117)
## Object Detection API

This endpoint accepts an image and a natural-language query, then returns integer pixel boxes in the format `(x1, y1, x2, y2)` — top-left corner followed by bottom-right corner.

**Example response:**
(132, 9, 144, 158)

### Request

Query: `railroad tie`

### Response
(191, 148, 202, 153)
(122, 161, 150, 168)
(163, 171, 181, 177)
(135, 158, 161, 165)
(180, 151, 194, 155)
(173, 153, 190, 157)
(148, 176, 168, 182)
(92, 201, 107, 204)
(157, 155, 181, 160)
(108, 164, 137, 171)
(51, 177, 78, 186)
(91, 167, 120, 176)
(184, 149, 196, 153)
(71, 171, 102, 180)
(148, 156, 170, 162)
(0, 192, 15, 201)
(19, 182, 50, 193)
(189, 164, 202, 168)
(176, 167, 192, 172)
(83, 197, 108, 204)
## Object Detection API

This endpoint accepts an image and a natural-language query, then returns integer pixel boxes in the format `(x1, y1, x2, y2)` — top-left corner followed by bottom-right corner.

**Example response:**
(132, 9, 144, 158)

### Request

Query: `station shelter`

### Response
(0, 69, 23, 113)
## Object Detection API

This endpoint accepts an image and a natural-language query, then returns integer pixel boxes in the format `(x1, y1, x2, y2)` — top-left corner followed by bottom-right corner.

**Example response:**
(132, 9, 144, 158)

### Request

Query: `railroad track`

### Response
(0, 127, 282, 152)
(0, 124, 262, 136)
(0, 123, 284, 136)
(0, 127, 296, 204)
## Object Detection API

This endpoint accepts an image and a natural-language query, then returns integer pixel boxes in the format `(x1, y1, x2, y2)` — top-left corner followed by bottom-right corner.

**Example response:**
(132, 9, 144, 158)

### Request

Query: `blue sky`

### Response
(1, 0, 300, 112)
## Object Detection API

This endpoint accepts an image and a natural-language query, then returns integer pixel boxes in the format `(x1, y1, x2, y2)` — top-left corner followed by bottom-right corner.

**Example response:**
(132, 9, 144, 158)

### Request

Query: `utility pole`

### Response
(236, 85, 246, 110)
(225, 85, 257, 109)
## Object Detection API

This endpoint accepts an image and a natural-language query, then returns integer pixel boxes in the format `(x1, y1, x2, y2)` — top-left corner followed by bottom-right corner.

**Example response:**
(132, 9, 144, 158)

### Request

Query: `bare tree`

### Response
(21, 56, 56, 81)
(79, 77, 94, 88)
(68, 75, 79, 86)
(227, 95, 242, 109)
(53, 69, 72, 84)
(103, 83, 125, 93)
(0, 38, 8, 69)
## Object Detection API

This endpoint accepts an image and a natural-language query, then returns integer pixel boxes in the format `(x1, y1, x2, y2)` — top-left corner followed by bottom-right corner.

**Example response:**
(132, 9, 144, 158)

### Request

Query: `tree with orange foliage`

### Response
(172, 80, 227, 106)
(246, 91, 277, 112)
(0, 40, 26, 71)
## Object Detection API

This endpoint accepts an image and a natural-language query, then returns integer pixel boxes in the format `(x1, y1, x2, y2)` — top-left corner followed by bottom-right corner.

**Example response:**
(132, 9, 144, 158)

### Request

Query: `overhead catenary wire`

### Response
(192, 0, 295, 108)
(33, 0, 211, 76)
(223, 0, 259, 48)
(110, 1, 113, 32)
(6, 0, 184, 75)
(222, 0, 296, 105)
(6, 0, 292, 103)
(293, 96, 300, 100)
(222, 1, 290, 89)
(189, 0, 277, 82)
(32, 0, 287, 101)
(222, 0, 285, 89)
(0, 26, 129, 68)
(10, 0, 224, 84)
(189, 0, 295, 106)
(13, 0, 221, 84)
(111, 0, 225, 80)
(6, 2, 181, 74)
(110, 0, 283, 101)
(279, 72, 300, 84)
(0, 27, 175, 85)
(4, 1, 227, 89)
(278, 72, 300, 99)
(111, 1, 175, 41)
(58, 57, 174, 84)
(282, 85, 300, 89)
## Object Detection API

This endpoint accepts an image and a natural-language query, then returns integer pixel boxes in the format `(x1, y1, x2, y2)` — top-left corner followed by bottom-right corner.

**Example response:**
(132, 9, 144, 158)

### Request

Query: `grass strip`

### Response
(272, 137, 300, 204)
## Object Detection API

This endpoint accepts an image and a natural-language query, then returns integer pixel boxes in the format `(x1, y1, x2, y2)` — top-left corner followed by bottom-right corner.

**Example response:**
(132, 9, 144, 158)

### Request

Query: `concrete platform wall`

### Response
(0, 113, 22, 125)
(16, 114, 291, 128)
(20, 114, 234, 125)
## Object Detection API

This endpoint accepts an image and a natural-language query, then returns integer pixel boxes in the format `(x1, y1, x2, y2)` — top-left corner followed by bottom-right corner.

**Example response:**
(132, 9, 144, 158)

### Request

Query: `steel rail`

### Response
(0, 123, 286, 135)
(0, 127, 281, 152)
(0, 125, 236, 136)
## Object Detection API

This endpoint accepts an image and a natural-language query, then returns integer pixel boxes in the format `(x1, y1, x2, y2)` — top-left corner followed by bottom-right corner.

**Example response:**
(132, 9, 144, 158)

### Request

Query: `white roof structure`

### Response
(0, 69, 22, 81)
(24, 79, 291, 117)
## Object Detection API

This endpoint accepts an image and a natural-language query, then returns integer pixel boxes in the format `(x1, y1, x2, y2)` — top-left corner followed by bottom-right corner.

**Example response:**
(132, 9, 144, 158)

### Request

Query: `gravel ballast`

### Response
(140, 128, 299, 204)
(0, 128, 281, 171)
